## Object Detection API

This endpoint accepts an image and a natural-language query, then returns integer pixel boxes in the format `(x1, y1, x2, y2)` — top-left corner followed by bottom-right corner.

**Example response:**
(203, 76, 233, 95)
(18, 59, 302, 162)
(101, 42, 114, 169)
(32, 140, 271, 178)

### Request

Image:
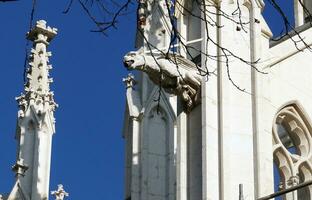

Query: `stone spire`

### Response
(17, 20, 58, 119)
(25, 20, 57, 94)
(9, 20, 58, 200)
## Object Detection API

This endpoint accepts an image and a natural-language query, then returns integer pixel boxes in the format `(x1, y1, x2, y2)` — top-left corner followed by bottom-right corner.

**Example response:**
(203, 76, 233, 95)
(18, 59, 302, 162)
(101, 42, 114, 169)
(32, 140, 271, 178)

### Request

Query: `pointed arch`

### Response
(298, 161, 312, 199)
(272, 101, 312, 199)
(140, 89, 176, 200)
(273, 146, 293, 185)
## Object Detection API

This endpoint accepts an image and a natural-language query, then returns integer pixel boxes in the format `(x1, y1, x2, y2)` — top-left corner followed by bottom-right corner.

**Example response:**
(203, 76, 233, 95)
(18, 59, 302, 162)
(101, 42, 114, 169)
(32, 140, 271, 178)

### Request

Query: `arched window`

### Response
(273, 103, 312, 199)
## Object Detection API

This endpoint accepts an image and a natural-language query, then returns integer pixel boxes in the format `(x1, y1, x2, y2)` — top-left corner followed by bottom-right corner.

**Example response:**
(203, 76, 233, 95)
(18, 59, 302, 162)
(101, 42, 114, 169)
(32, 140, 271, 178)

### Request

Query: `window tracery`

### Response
(273, 103, 312, 199)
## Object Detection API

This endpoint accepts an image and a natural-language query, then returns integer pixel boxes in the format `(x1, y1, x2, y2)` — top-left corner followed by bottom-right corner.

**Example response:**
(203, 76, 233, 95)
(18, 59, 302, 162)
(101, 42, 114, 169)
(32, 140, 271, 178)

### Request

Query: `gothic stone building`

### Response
(122, 0, 312, 200)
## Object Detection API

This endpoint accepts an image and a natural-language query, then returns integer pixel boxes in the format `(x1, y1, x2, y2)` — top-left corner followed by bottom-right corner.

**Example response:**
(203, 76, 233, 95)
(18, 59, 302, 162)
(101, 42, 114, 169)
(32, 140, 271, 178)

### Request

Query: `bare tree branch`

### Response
(63, 0, 312, 95)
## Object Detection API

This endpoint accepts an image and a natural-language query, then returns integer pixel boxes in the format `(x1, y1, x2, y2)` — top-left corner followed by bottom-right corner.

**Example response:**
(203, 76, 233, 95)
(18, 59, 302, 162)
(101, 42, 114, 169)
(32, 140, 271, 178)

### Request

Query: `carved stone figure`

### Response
(123, 50, 201, 111)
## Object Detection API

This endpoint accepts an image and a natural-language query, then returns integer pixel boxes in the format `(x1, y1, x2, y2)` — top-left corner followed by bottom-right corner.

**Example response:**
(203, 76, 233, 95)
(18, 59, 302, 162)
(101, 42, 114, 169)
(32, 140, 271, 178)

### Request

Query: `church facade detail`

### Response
(122, 0, 312, 199)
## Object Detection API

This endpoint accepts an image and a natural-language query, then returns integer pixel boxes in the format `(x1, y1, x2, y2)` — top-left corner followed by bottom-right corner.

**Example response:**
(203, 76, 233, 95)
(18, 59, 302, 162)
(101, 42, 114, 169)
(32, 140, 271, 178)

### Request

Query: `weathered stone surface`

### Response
(123, 50, 201, 112)
(122, 1, 312, 200)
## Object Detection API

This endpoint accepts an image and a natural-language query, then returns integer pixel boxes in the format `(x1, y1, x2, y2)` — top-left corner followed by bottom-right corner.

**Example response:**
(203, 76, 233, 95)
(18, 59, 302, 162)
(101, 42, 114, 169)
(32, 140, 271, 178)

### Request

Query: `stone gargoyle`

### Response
(123, 50, 202, 112)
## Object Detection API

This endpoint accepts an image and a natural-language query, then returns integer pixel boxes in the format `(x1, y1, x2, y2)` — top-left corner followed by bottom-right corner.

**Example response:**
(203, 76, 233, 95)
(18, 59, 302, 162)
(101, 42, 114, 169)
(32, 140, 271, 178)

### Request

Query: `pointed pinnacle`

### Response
(46, 51, 52, 57)
(27, 20, 58, 43)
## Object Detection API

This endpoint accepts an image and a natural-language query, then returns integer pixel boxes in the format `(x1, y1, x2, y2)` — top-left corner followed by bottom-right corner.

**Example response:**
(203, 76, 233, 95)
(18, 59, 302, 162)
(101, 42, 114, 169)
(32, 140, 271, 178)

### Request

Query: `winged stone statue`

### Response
(123, 49, 202, 112)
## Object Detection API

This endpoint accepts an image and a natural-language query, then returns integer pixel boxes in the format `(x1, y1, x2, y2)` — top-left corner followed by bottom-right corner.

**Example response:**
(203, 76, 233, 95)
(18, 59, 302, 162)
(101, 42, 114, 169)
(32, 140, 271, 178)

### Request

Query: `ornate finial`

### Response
(21, 20, 57, 115)
(24, 20, 57, 95)
(51, 184, 69, 200)
(12, 158, 28, 177)
(123, 74, 137, 89)
(15, 94, 28, 118)
(27, 20, 58, 43)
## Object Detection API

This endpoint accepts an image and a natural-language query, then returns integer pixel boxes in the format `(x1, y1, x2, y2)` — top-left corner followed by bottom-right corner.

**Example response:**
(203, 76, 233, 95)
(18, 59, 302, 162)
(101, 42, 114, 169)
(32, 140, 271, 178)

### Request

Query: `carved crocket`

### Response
(123, 50, 202, 111)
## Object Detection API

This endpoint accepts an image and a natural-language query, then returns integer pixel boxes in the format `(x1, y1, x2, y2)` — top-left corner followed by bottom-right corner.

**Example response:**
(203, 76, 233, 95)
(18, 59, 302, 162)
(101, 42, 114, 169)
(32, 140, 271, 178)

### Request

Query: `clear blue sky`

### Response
(0, 1, 293, 199)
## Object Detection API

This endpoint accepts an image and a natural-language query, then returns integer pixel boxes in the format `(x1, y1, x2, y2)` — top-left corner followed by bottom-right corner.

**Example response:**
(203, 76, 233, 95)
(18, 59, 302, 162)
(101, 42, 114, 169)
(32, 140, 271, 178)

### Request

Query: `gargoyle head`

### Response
(123, 51, 145, 71)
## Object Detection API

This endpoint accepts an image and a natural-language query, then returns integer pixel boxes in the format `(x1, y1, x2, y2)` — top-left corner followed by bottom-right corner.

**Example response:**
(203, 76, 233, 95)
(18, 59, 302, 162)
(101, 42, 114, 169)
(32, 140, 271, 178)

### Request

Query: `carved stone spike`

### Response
(26, 74, 32, 79)
(46, 51, 52, 57)
(123, 74, 137, 89)
(31, 48, 37, 54)
(29, 62, 35, 67)
(22, 20, 58, 108)
(51, 184, 69, 200)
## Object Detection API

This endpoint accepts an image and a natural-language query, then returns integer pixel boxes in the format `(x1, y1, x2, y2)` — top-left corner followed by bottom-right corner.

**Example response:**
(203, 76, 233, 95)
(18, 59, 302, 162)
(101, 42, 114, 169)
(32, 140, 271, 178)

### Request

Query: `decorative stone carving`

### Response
(137, 0, 148, 29)
(14, 19, 58, 128)
(123, 73, 137, 89)
(51, 184, 69, 200)
(137, 0, 170, 30)
(287, 175, 299, 187)
(25, 20, 57, 94)
(122, 74, 142, 119)
(278, 181, 284, 191)
(27, 20, 57, 43)
(15, 91, 57, 120)
(15, 94, 28, 118)
(123, 50, 201, 111)
(12, 159, 28, 177)
(273, 103, 312, 198)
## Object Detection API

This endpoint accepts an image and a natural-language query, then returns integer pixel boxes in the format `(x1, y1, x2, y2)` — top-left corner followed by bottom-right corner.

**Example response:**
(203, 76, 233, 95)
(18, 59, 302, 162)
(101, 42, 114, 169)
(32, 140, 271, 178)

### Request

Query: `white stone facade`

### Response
(122, 0, 312, 200)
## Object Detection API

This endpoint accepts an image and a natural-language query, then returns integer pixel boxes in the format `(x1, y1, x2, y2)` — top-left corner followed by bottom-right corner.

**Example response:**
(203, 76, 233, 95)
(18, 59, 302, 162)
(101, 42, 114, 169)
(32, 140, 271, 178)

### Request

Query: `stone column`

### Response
(201, 1, 220, 200)
(207, 1, 255, 199)
(248, 0, 274, 198)
(294, 0, 305, 26)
